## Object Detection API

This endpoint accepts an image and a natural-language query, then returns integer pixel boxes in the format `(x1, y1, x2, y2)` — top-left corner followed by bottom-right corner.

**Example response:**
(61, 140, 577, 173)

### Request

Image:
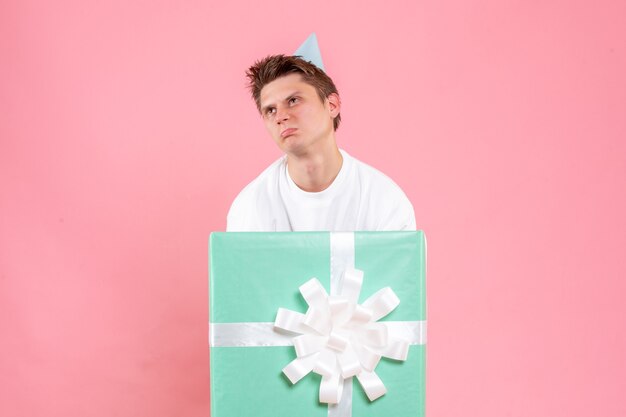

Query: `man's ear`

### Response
(327, 93, 341, 118)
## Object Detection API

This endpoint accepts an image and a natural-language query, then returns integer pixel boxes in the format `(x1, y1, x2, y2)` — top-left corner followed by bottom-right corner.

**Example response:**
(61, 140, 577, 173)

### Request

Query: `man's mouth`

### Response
(281, 128, 297, 138)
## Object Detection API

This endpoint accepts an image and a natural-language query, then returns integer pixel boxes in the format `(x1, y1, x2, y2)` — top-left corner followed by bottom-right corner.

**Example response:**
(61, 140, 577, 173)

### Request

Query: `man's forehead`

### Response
(260, 73, 311, 104)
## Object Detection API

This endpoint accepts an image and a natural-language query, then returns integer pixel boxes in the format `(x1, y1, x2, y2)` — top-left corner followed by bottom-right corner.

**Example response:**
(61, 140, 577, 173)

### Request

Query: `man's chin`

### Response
(279, 136, 307, 153)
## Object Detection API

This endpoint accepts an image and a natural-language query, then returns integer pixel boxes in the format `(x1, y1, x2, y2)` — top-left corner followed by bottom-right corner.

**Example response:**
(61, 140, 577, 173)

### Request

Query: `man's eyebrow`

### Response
(285, 91, 302, 99)
(261, 91, 303, 113)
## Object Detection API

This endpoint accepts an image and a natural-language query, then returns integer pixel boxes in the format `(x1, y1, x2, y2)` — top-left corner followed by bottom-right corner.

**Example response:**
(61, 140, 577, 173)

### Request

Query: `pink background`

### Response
(2, 1, 625, 416)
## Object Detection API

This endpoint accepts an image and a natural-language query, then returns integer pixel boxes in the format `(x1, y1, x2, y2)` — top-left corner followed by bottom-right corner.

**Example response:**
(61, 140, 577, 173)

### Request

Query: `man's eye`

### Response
(266, 108, 276, 116)
(289, 97, 298, 104)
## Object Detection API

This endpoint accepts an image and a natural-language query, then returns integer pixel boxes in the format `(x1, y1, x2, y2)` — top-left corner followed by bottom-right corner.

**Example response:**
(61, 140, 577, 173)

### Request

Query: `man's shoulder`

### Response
(226, 155, 285, 231)
(348, 151, 409, 197)
(344, 150, 416, 231)
(233, 157, 283, 200)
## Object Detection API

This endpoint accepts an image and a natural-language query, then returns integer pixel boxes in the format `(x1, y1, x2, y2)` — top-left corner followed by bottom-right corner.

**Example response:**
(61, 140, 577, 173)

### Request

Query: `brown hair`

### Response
(246, 54, 341, 130)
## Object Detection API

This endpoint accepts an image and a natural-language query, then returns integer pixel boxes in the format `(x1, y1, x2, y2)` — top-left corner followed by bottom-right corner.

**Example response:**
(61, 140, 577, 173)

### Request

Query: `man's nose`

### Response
(275, 107, 289, 124)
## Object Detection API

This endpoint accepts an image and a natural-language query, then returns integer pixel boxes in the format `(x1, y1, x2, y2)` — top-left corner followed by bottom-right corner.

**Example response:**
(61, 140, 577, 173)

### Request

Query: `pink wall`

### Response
(2, 1, 625, 416)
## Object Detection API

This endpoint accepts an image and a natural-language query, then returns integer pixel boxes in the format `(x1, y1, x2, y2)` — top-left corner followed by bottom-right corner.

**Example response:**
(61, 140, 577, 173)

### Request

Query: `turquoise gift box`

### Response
(209, 231, 427, 417)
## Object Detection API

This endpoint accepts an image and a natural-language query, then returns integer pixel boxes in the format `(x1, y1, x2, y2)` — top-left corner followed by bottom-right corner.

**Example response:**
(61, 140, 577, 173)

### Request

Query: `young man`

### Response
(227, 39, 415, 232)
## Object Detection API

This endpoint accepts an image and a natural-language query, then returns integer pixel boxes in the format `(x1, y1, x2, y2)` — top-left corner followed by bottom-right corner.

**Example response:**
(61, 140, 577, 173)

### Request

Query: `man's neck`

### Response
(286, 143, 343, 193)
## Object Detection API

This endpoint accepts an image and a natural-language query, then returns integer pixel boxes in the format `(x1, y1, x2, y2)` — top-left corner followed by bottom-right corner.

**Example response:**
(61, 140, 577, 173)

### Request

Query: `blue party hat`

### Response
(294, 33, 325, 71)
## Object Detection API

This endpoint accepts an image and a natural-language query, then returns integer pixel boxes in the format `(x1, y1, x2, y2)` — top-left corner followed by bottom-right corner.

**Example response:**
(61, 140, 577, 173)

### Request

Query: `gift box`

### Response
(209, 231, 426, 417)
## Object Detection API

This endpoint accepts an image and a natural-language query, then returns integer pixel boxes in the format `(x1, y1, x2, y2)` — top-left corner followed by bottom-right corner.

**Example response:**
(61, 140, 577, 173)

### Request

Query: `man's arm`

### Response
(226, 188, 259, 231)
(377, 193, 416, 231)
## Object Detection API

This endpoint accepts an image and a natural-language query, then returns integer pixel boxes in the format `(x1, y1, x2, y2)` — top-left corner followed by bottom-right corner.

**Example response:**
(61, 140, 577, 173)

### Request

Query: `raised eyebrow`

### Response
(285, 92, 302, 102)
(261, 91, 303, 113)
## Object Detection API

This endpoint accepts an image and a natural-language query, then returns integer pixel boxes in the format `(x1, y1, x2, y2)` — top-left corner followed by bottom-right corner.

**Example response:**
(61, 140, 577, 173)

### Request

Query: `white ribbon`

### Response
(275, 269, 412, 404)
(209, 232, 426, 417)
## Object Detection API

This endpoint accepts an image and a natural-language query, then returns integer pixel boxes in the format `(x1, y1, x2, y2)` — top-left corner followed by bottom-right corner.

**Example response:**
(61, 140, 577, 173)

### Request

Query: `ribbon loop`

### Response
(300, 278, 329, 308)
(282, 353, 319, 384)
(356, 370, 387, 401)
(347, 305, 373, 326)
(313, 348, 337, 377)
(337, 268, 363, 304)
(337, 344, 361, 378)
(329, 297, 352, 325)
(327, 331, 349, 352)
(357, 323, 388, 347)
(379, 338, 410, 361)
(277, 271, 412, 406)
(294, 334, 327, 357)
(274, 308, 307, 334)
(320, 372, 344, 404)
(304, 307, 331, 335)
(362, 287, 400, 321)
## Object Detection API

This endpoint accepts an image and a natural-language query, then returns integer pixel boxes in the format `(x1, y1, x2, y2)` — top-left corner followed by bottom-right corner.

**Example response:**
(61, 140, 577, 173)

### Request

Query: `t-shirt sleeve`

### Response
(226, 186, 260, 232)
(362, 166, 416, 231)
(226, 158, 284, 232)
(377, 188, 416, 231)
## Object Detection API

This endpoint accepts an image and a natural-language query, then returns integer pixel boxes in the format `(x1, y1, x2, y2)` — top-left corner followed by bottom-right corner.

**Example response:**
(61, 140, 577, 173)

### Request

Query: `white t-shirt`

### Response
(226, 149, 416, 232)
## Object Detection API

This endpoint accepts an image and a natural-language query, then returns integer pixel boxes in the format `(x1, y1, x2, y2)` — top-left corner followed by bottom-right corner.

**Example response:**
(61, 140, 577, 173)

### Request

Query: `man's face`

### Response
(259, 73, 339, 155)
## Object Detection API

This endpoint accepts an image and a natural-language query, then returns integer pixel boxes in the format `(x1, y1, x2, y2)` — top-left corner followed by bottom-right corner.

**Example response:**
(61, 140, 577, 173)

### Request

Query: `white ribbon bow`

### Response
(274, 268, 410, 404)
